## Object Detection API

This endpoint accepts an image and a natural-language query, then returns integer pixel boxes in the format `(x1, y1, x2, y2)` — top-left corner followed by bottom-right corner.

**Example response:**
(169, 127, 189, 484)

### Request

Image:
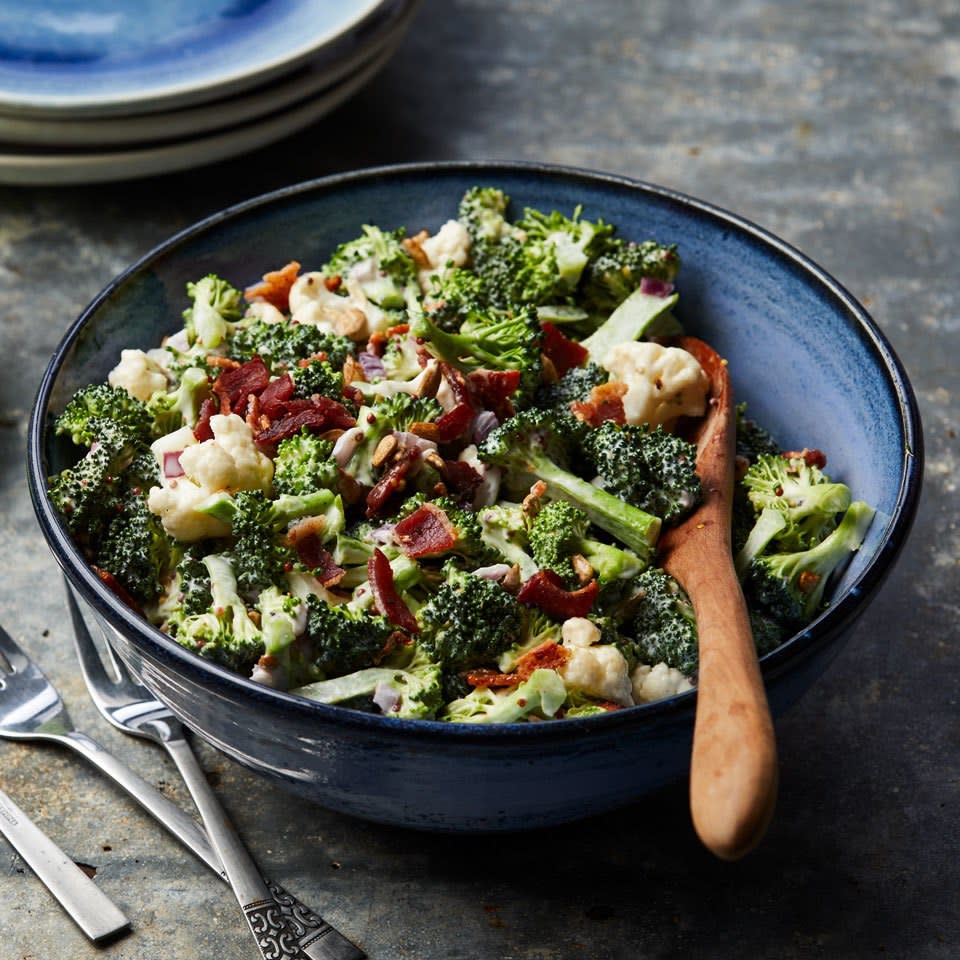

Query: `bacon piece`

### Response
(212, 356, 270, 417)
(365, 447, 420, 517)
(394, 502, 457, 558)
(257, 373, 295, 418)
(571, 381, 628, 427)
(467, 369, 521, 421)
(433, 402, 476, 443)
(295, 537, 345, 587)
(516, 570, 599, 619)
(782, 448, 828, 469)
(91, 565, 139, 611)
(514, 639, 571, 679)
(243, 260, 301, 311)
(439, 458, 482, 501)
(465, 668, 522, 688)
(254, 396, 357, 451)
(194, 397, 218, 442)
(368, 547, 419, 633)
(540, 322, 588, 378)
(438, 361, 474, 409)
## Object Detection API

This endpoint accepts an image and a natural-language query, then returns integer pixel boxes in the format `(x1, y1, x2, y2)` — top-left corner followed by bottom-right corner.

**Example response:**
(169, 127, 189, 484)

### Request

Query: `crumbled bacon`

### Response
(465, 668, 521, 688)
(365, 446, 420, 517)
(257, 373, 295, 418)
(211, 356, 270, 418)
(438, 458, 482, 501)
(394, 502, 457, 558)
(467, 369, 521, 421)
(92, 565, 139, 611)
(540, 322, 588, 378)
(783, 448, 828, 469)
(571, 381, 628, 427)
(514, 639, 570, 679)
(194, 397, 218, 442)
(438, 361, 474, 409)
(254, 396, 357, 452)
(516, 570, 599, 619)
(243, 260, 301, 312)
(368, 548, 419, 633)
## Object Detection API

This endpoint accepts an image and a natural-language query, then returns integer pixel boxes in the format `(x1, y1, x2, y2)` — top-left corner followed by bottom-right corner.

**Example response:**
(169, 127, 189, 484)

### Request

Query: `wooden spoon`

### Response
(658, 336, 778, 861)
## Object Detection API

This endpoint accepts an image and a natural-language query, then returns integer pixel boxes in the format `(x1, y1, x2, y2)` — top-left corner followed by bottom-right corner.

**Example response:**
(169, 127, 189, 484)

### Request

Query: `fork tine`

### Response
(0, 622, 33, 674)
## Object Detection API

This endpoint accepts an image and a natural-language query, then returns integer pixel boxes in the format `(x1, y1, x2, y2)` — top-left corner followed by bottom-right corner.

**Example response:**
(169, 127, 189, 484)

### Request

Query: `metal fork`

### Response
(63, 583, 365, 960)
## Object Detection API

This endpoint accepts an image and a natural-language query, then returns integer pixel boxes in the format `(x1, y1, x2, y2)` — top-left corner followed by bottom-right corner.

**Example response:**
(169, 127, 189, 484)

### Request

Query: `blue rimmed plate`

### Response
(0, 0, 397, 117)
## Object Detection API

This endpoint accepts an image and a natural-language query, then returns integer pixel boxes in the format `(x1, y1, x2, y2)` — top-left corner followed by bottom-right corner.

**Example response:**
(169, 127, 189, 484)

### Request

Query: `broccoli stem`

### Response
(580, 290, 680, 367)
(529, 454, 661, 558)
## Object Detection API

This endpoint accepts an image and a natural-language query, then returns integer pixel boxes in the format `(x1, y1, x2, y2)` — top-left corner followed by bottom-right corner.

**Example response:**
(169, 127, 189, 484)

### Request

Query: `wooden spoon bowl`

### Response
(658, 336, 778, 861)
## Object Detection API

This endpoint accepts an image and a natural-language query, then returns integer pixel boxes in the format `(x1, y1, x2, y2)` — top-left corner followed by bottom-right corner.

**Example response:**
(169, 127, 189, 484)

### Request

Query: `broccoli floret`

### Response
(579, 288, 682, 368)
(145, 366, 211, 436)
(417, 564, 523, 673)
(513, 204, 613, 298)
(292, 643, 443, 720)
(321, 224, 419, 315)
(734, 507, 789, 580)
(302, 593, 394, 677)
(420, 496, 499, 567)
(497, 606, 563, 672)
(95, 493, 174, 604)
(380, 334, 425, 380)
(342, 394, 444, 487)
(479, 408, 661, 557)
(476, 501, 539, 580)
(533, 361, 609, 412)
(227, 319, 354, 372)
(172, 554, 264, 674)
(254, 587, 322, 690)
(411, 302, 543, 399)
(578, 237, 680, 316)
(583, 421, 701, 524)
(628, 567, 699, 677)
(746, 499, 876, 625)
(183, 274, 243, 349)
(198, 488, 339, 598)
(48, 417, 145, 543)
(174, 544, 214, 616)
(421, 268, 488, 332)
(55, 383, 153, 447)
(743, 453, 852, 551)
(272, 427, 338, 496)
(440, 668, 567, 723)
(458, 186, 515, 244)
(290, 357, 344, 402)
(527, 499, 645, 587)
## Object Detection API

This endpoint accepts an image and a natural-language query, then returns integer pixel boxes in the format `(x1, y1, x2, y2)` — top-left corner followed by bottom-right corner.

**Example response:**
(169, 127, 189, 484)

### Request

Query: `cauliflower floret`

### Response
(631, 662, 694, 704)
(558, 617, 633, 706)
(603, 341, 709, 429)
(288, 271, 336, 314)
(244, 300, 286, 325)
(417, 219, 472, 289)
(147, 414, 273, 542)
(108, 348, 168, 401)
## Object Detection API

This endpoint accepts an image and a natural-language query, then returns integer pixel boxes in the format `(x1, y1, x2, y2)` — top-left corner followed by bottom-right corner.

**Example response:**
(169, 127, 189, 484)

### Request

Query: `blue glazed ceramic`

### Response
(0, 0, 392, 115)
(27, 162, 923, 832)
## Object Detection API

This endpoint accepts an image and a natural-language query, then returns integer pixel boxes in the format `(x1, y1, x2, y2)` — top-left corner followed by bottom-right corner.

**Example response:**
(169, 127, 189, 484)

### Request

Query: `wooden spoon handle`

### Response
(687, 559, 778, 861)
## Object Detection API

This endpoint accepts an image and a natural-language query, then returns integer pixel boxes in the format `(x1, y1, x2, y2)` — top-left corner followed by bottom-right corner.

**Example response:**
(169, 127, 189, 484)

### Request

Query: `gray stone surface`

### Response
(1, 1, 957, 957)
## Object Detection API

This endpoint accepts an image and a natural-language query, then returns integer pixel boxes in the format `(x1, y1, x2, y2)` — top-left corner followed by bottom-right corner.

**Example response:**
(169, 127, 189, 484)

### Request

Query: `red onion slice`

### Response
(358, 350, 387, 381)
(163, 451, 185, 478)
(373, 681, 401, 714)
(639, 277, 675, 297)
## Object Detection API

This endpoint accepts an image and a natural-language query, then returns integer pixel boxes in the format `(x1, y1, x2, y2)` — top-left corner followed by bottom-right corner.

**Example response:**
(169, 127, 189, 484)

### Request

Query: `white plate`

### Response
(0, 0, 396, 117)
(0, 29, 402, 186)
(0, 0, 416, 147)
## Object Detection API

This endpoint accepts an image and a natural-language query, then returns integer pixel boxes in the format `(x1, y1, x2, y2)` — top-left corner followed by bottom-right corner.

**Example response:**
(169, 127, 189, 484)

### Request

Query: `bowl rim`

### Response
(26, 159, 924, 742)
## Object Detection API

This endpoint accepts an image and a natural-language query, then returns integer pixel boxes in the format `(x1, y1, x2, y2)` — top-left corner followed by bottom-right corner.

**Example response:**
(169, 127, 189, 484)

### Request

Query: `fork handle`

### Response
(162, 736, 364, 960)
(59, 729, 225, 877)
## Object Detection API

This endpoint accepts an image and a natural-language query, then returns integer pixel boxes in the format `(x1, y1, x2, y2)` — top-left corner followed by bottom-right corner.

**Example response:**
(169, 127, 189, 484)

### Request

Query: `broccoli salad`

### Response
(48, 186, 875, 723)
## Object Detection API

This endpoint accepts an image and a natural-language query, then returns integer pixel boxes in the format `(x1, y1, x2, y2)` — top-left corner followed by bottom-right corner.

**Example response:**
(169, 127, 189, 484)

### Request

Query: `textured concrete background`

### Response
(1, 1, 957, 957)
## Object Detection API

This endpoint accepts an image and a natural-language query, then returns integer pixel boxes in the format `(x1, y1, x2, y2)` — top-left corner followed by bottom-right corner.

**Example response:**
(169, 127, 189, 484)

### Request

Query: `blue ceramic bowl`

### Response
(27, 162, 922, 831)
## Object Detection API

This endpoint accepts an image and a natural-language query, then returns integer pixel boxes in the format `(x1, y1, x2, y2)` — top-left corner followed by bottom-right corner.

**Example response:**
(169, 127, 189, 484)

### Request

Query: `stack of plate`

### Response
(0, 0, 418, 186)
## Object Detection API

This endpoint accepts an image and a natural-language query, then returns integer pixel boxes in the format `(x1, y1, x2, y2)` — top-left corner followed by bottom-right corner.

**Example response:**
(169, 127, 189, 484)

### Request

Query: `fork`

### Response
(63, 583, 365, 960)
